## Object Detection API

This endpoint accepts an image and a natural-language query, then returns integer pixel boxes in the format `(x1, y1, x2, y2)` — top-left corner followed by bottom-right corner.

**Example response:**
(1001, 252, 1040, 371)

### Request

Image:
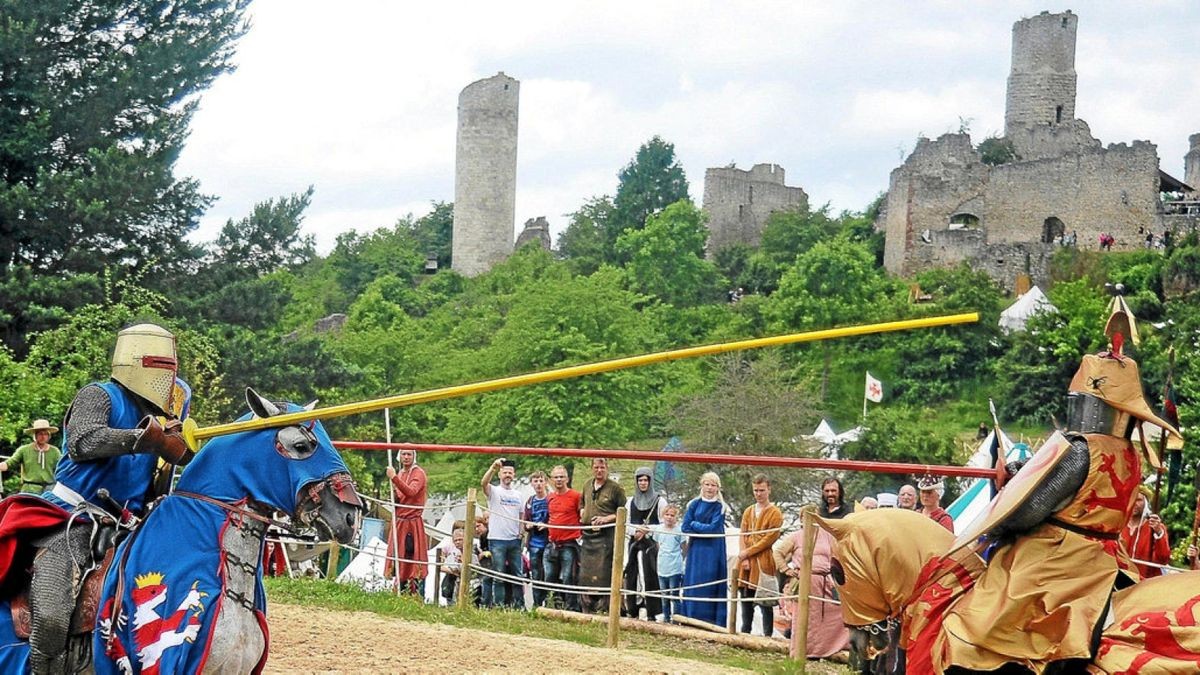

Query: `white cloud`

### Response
(174, 1, 1200, 253)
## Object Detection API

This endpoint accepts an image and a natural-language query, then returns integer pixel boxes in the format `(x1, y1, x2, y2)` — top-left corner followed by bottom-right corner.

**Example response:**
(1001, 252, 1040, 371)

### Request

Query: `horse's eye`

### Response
(275, 425, 318, 460)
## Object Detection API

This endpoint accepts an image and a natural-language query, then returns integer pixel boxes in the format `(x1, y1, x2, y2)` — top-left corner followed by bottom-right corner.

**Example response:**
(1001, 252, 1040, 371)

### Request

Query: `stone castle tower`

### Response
(702, 163, 808, 253)
(1186, 133, 1200, 192)
(453, 72, 519, 277)
(1005, 10, 1077, 140)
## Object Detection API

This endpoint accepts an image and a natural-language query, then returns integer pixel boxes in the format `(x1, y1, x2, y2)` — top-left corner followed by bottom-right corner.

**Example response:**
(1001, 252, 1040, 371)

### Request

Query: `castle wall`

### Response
(985, 141, 1161, 250)
(882, 134, 1162, 290)
(453, 73, 519, 277)
(881, 134, 988, 275)
(703, 163, 807, 252)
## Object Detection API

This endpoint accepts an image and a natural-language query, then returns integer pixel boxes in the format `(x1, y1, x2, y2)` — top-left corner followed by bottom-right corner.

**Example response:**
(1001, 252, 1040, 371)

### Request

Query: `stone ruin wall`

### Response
(881, 133, 988, 274)
(986, 141, 1162, 250)
(703, 163, 808, 252)
(882, 132, 1163, 290)
(514, 216, 552, 252)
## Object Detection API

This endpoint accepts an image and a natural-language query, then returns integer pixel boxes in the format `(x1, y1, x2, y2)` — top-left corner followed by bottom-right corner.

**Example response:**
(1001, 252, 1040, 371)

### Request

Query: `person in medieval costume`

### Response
(384, 448, 428, 594)
(623, 467, 666, 620)
(773, 520, 849, 657)
(737, 473, 782, 636)
(579, 457, 625, 613)
(680, 471, 729, 627)
(0, 323, 195, 673)
(921, 347, 1182, 673)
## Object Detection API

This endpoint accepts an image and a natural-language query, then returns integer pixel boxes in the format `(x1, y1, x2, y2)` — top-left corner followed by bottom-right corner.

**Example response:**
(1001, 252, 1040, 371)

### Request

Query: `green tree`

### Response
(607, 137, 689, 258)
(0, 0, 250, 349)
(672, 352, 823, 510)
(556, 196, 613, 275)
(615, 200, 722, 307)
(759, 205, 842, 268)
(0, 0, 249, 275)
(403, 201, 453, 271)
(977, 135, 1018, 166)
(211, 187, 316, 281)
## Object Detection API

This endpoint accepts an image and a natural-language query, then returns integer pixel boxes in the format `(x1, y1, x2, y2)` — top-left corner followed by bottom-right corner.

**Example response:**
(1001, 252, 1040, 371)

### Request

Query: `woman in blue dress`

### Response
(680, 471, 728, 627)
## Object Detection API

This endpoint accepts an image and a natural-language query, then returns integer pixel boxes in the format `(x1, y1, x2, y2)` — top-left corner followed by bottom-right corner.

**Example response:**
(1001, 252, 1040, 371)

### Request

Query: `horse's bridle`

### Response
(295, 473, 363, 539)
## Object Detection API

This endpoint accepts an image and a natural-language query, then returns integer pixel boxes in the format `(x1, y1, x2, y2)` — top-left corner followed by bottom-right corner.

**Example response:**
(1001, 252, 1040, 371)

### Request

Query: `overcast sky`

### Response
(175, 1, 1200, 252)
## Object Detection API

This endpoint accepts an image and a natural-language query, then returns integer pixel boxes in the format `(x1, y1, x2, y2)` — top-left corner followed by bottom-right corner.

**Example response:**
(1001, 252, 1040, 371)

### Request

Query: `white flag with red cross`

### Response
(865, 372, 884, 403)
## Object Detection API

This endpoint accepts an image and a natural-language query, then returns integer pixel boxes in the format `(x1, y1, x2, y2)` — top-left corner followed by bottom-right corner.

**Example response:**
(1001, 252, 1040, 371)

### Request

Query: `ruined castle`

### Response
(452, 72, 520, 277)
(881, 10, 1198, 288)
(702, 163, 808, 252)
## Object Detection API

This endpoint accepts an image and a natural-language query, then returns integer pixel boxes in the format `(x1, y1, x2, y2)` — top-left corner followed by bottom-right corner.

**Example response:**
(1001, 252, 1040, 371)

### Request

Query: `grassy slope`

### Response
(267, 577, 849, 674)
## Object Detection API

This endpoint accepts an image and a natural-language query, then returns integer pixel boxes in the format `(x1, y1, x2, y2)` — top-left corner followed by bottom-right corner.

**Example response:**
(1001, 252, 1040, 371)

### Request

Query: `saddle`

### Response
(10, 546, 116, 639)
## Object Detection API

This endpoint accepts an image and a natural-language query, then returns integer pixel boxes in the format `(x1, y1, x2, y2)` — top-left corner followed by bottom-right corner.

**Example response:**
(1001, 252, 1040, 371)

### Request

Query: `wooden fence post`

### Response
(458, 488, 477, 610)
(325, 541, 340, 580)
(792, 506, 818, 670)
(607, 507, 627, 648)
(726, 550, 739, 634)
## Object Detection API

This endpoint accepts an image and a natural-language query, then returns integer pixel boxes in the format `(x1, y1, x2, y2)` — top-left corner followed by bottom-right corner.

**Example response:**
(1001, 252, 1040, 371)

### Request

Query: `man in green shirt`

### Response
(2, 419, 62, 494)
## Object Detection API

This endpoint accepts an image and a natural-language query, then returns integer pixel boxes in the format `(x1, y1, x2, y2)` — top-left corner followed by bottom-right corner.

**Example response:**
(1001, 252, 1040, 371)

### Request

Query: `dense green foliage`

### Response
(0, 0, 251, 351)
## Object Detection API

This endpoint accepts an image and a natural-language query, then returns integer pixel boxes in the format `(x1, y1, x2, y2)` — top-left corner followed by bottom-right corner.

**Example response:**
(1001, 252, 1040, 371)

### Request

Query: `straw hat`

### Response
(24, 419, 59, 435)
(1068, 353, 1181, 440)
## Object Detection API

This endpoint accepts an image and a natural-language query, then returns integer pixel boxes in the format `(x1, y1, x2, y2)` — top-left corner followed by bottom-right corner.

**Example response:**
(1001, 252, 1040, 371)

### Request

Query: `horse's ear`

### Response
(246, 387, 282, 419)
(302, 399, 319, 412)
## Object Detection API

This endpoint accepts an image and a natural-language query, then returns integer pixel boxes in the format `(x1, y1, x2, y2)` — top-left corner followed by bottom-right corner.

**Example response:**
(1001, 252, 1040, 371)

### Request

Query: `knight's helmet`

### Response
(1066, 352, 1182, 465)
(111, 323, 178, 414)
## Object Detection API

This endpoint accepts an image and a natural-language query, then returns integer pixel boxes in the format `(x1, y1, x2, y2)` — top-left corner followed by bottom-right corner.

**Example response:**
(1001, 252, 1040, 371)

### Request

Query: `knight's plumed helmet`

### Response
(1067, 353, 1180, 441)
(111, 323, 178, 414)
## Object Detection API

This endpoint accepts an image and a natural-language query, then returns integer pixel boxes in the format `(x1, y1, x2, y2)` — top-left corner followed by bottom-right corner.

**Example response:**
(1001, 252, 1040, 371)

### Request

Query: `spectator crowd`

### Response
(368, 454, 1028, 648)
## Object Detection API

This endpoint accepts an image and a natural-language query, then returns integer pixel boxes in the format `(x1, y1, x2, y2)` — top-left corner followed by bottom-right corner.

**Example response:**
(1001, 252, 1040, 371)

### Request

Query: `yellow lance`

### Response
(181, 312, 979, 449)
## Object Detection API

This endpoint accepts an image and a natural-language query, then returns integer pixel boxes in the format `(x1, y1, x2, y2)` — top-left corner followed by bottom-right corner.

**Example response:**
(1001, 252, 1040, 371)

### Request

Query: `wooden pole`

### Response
(538, 607, 788, 653)
(726, 552, 739, 634)
(458, 488, 477, 610)
(186, 313, 980, 447)
(792, 506, 818, 668)
(433, 548, 443, 606)
(325, 541, 340, 580)
(607, 506, 627, 648)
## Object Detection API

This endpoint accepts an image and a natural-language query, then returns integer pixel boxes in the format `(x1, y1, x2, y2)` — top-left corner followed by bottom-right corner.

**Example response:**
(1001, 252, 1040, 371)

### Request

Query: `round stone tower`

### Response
(453, 72, 519, 277)
(1186, 133, 1200, 193)
(1005, 10, 1077, 136)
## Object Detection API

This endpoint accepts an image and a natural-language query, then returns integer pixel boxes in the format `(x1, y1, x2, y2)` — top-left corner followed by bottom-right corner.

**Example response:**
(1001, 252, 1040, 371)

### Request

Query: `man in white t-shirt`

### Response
(481, 458, 526, 608)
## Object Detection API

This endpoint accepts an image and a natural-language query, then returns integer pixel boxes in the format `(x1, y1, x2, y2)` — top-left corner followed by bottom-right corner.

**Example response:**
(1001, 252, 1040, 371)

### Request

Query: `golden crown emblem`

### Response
(134, 571, 165, 588)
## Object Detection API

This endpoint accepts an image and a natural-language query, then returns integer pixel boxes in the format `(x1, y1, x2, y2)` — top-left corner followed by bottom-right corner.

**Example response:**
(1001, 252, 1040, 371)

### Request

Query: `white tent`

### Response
(804, 419, 863, 460)
(999, 286, 1057, 334)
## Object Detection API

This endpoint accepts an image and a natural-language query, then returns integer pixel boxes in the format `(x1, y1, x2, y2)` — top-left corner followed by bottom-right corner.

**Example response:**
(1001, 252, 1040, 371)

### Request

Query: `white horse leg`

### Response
(202, 520, 267, 673)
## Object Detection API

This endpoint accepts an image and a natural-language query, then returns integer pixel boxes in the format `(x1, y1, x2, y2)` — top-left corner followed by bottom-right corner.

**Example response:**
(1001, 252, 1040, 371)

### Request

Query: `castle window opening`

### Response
(1042, 217, 1065, 244)
(949, 213, 980, 229)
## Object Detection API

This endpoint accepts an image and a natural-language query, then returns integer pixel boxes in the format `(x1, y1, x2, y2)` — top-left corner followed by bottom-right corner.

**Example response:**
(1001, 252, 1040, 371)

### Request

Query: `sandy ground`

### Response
(264, 602, 750, 674)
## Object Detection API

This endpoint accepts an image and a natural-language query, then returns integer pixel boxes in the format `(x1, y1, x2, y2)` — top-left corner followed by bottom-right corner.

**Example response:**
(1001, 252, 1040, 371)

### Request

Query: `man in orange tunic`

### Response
(385, 448, 428, 594)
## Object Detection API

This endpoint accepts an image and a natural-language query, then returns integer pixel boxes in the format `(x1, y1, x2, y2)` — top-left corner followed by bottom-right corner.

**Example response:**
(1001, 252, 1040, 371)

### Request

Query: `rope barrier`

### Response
(358, 493, 468, 511)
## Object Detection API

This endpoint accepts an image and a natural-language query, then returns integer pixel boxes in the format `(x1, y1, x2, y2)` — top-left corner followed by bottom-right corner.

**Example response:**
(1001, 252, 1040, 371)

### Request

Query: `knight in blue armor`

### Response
(29, 322, 194, 674)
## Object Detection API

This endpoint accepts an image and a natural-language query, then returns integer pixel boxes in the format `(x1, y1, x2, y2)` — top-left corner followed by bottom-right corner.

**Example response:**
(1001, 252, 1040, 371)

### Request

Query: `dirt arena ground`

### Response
(265, 602, 751, 674)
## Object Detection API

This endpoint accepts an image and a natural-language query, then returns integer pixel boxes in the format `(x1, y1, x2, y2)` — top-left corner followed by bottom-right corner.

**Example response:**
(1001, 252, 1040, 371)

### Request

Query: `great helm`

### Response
(1066, 352, 1182, 466)
(111, 323, 178, 413)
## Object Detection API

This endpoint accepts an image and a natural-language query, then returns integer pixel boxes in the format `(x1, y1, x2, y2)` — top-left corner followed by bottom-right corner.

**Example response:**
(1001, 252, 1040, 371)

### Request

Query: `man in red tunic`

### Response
(917, 475, 954, 532)
(385, 448, 428, 594)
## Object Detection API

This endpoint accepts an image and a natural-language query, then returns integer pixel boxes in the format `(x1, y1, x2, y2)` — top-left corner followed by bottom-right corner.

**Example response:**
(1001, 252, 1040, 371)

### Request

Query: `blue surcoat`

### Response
(46, 382, 157, 514)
